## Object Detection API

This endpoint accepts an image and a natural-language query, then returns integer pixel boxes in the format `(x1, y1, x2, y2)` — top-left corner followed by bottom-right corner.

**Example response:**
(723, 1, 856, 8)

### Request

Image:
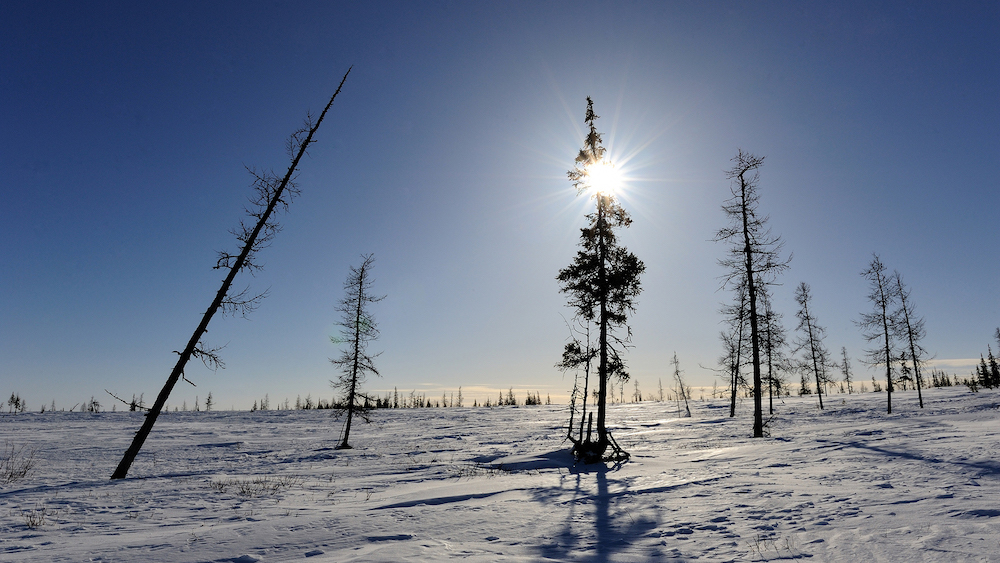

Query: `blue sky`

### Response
(3, 1, 998, 410)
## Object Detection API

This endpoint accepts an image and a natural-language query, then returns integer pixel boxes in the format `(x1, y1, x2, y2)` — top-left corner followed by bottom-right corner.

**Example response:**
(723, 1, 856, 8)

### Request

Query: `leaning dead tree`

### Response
(671, 352, 691, 417)
(110, 69, 351, 480)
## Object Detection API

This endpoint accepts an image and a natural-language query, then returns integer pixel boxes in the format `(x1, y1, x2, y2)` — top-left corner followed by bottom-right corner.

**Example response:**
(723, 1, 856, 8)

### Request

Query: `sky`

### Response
(2, 1, 998, 411)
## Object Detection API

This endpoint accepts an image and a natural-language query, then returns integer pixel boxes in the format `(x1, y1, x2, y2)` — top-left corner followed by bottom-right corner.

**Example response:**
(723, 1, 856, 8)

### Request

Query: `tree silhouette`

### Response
(759, 287, 789, 414)
(719, 276, 749, 418)
(715, 150, 789, 437)
(857, 254, 898, 414)
(558, 97, 644, 462)
(331, 253, 385, 449)
(893, 271, 927, 408)
(793, 282, 833, 408)
(110, 69, 352, 480)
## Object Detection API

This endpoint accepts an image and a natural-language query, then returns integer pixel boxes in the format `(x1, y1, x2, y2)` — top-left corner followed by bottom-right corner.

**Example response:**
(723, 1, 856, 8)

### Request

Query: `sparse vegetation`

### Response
(210, 475, 299, 497)
(2, 441, 37, 485)
(22, 506, 47, 528)
(7, 393, 26, 413)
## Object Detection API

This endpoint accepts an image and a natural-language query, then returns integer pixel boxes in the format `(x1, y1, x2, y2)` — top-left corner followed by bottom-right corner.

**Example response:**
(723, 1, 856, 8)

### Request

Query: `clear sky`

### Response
(3, 1, 998, 411)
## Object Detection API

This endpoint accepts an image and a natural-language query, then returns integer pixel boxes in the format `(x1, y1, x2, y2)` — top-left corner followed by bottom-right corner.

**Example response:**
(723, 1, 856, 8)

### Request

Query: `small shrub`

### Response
(2, 441, 37, 485)
(23, 507, 46, 528)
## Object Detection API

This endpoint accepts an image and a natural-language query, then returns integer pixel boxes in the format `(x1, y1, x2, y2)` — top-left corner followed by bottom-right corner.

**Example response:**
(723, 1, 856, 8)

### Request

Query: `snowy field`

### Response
(2, 387, 999, 562)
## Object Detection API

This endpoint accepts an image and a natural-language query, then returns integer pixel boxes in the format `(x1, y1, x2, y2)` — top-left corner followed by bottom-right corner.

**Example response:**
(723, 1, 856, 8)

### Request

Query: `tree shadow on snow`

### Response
(828, 439, 1000, 478)
(519, 450, 664, 562)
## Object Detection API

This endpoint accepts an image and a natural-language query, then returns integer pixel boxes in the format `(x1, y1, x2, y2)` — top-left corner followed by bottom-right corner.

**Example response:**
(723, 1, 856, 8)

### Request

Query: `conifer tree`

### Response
(558, 97, 644, 462)
(893, 271, 927, 407)
(330, 254, 385, 449)
(793, 282, 833, 408)
(857, 254, 899, 414)
(715, 150, 789, 437)
(759, 286, 789, 414)
(719, 276, 749, 417)
(840, 347, 855, 394)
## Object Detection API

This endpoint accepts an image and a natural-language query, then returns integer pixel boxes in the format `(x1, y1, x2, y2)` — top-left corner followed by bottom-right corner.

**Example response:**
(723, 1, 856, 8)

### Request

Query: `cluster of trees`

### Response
(856, 255, 930, 412)
(247, 387, 551, 412)
(710, 150, 943, 430)
(971, 329, 1000, 389)
(6, 393, 26, 413)
(96, 81, 986, 476)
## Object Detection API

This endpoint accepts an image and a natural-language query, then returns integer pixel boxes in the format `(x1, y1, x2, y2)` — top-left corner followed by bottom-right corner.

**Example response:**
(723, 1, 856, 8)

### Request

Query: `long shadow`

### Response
(826, 439, 1000, 477)
(529, 454, 662, 562)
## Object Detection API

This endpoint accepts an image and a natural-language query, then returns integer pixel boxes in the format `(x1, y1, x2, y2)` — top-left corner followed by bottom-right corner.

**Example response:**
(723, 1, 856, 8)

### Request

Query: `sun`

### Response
(584, 160, 622, 197)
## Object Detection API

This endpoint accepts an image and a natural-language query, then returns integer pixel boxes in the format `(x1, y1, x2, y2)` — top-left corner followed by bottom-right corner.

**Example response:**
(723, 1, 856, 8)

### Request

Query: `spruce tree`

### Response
(558, 97, 644, 462)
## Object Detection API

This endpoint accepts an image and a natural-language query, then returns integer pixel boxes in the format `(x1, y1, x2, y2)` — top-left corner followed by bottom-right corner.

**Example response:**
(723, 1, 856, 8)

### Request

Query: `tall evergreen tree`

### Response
(558, 97, 644, 462)
(331, 254, 385, 449)
(715, 150, 789, 437)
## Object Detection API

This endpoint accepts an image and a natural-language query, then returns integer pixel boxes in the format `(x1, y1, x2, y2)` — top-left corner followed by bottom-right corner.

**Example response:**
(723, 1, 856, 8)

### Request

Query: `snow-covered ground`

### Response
(2, 387, 998, 562)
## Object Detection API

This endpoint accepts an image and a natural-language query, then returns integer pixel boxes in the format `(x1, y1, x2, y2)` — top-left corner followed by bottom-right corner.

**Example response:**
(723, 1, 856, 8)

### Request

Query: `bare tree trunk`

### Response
(111, 70, 351, 480)
(880, 294, 894, 414)
(339, 271, 365, 449)
(895, 274, 925, 408)
(730, 286, 746, 418)
(579, 329, 592, 443)
(806, 316, 825, 410)
(739, 183, 764, 437)
(596, 196, 610, 454)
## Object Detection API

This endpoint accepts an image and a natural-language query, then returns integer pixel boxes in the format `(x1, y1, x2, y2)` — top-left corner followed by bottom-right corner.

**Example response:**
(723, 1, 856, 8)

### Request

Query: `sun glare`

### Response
(585, 161, 622, 197)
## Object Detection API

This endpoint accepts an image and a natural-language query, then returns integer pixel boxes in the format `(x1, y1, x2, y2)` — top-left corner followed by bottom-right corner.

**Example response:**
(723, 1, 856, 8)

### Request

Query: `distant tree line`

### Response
(248, 387, 552, 411)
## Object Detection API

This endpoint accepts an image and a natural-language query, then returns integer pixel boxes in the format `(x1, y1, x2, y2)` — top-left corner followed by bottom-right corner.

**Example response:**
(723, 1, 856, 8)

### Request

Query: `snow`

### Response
(2, 387, 999, 562)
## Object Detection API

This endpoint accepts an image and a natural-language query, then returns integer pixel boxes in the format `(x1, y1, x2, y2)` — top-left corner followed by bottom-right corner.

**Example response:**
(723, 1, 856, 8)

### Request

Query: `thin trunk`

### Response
(740, 173, 763, 437)
(578, 337, 591, 443)
(596, 196, 609, 452)
(909, 339, 924, 408)
(730, 288, 746, 418)
(340, 262, 365, 449)
(877, 277, 893, 414)
(897, 280, 924, 409)
(111, 70, 350, 480)
(806, 316, 824, 409)
(766, 329, 775, 415)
